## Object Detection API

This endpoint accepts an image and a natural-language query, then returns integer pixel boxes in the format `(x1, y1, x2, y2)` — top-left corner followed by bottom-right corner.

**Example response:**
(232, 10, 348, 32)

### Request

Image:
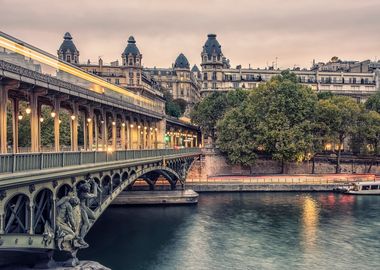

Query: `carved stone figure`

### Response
(76, 179, 98, 245)
(55, 195, 88, 252)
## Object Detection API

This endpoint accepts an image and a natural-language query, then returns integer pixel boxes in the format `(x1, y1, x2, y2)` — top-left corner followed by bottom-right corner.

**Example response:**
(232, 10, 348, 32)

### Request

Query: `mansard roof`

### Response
(58, 32, 79, 54)
(203, 34, 222, 57)
(174, 53, 190, 69)
(123, 36, 141, 56)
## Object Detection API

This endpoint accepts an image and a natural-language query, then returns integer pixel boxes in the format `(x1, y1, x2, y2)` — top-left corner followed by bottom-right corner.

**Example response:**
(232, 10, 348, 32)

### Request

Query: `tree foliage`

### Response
(316, 96, 361, 173)
(190, 89, 247, 141)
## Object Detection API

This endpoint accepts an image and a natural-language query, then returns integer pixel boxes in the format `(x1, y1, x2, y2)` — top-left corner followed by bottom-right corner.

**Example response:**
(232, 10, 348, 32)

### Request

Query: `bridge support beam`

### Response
(101, 110, 107, 150)
(53, 99, 60, 152)
(11, 98, 19, 153)
(30, 91, 40, 152)
(111, 113, 116, 151)
(0, 84, 8, 153)
(71, 103, 79, 151)
(120, 116, 126, 150)
(88, 108, 94, 151)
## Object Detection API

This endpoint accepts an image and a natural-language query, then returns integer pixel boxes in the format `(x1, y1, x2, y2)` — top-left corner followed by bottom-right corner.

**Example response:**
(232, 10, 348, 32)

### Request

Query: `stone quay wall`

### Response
(187, 150, 380, 180)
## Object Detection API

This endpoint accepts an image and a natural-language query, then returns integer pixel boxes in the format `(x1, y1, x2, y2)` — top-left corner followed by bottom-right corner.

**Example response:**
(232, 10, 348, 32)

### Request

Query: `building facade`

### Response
(57, 33, 201, 114)
(199, 34, 380, 101)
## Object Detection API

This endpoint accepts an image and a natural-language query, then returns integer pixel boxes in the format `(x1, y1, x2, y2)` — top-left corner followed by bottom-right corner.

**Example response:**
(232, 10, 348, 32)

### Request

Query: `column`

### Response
(112, 114, 117, 151)
(82, 112, 87, 151)
(101, 110, 107, 150)
(12, 98, 19, 153)
(94, 113, 98, 150)
(147, 125, 152, 149)
(53, 99, 60, 152)
(88, 108, 94, 151)
(137, 121, 141, 149)
(71, 103, 79, 151)
(0, 84, 7, 153)
(29, 202, 34, 235)
(120, 116, 126, 150)
(30, 91, 40, 152)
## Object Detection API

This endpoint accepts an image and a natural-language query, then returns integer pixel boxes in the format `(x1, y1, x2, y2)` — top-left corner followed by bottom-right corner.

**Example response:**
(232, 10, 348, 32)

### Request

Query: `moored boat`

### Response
(343, 181, 380, 195)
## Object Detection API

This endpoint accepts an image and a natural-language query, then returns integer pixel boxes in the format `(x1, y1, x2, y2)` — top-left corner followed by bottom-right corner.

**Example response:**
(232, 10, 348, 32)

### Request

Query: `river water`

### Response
(79, 192, 380, 270)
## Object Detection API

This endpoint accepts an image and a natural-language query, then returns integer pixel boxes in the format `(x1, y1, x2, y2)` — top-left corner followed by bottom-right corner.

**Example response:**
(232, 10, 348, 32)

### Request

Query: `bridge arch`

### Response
(56, 184, 73, 199)
(33, 188, 53, 235)
(4, 193, 30, 234)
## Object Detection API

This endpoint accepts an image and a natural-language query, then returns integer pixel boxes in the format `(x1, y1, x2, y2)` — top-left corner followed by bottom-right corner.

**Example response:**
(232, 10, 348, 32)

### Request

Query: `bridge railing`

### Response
(0, 148, 201, 174)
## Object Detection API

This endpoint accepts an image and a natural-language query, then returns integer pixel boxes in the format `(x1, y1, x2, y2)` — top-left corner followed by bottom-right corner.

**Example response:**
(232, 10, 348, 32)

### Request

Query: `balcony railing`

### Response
(0, 148, 201, 174)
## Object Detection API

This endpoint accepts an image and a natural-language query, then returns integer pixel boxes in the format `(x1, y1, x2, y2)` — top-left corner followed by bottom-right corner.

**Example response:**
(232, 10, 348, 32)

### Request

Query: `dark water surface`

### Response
(79, 193, 380, 270)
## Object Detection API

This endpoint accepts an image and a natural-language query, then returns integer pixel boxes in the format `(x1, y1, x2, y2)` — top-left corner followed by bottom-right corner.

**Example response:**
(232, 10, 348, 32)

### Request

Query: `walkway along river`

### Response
(79, 192, 380, 270)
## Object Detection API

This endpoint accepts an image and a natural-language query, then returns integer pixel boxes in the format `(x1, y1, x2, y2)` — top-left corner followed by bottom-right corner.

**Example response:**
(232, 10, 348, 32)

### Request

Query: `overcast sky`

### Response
(1, 0, 380, 69)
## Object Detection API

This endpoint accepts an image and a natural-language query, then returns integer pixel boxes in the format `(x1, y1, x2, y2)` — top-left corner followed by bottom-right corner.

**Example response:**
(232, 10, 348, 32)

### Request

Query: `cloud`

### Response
(1, 0, 380, 69)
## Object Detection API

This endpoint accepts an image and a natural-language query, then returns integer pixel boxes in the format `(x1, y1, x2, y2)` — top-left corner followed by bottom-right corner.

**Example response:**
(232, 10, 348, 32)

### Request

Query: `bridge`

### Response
(0, 32, 202, 267)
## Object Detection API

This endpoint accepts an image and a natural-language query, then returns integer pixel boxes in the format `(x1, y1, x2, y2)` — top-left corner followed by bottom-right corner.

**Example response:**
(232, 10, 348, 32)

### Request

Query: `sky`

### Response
(1, 0, 380, 69)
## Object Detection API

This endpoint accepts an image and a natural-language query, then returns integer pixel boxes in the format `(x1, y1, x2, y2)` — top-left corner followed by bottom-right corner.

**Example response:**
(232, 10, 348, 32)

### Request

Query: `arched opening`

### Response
(112, 173, 121, 190)
(4, 193, 30, 234)
(56, 184, 73, 199)
(33, 189, 53, 234)
(101, 175, 112, 198)
(121, 171, 129, 182)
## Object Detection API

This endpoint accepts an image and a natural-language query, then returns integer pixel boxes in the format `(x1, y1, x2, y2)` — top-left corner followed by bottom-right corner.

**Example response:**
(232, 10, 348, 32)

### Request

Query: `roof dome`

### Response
(58, 32, 78, 54)
(123, 36, 141, 56)
(174, 53, 190, 69)
(203, 33, 222, 57)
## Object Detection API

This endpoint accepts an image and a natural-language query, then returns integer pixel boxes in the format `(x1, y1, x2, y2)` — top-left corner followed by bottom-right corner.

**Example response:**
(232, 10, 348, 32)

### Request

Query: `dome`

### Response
(123, 36, 141, 56)
(174, 53, 190, 69)
(58, 32, 78, 54)
(203, 33, 222, 58)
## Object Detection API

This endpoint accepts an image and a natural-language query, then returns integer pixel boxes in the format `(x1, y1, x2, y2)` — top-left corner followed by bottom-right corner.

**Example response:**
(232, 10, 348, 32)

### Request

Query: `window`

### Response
(370, 185, 379, 190)
(212, 83, 217, 89)
(362, 185, 370, 190)
(129, 79, 133, 85)
(203, 73, 208, 80)
(66, 55, 71, 63)
(212, 71, 217, 81)
(115, 79, 120, 85)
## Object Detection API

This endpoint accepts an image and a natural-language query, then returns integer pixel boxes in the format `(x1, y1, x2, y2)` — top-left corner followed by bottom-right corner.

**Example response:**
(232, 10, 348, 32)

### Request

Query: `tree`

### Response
(190, 89, 248, 142)
(173, 98, 187, 116)
(216, 71, 318, 173)
(356, 110, 380, 172)
(365, 92, 380, 113)
(253, 71, 318, 173)
(317, 96, 361, 173)
(217, 104, 259, 173)
(163, 90, 182, 118)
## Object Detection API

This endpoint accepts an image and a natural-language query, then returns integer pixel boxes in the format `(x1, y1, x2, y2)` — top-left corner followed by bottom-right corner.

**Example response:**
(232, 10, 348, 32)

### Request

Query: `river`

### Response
(79, 192, 380, 270)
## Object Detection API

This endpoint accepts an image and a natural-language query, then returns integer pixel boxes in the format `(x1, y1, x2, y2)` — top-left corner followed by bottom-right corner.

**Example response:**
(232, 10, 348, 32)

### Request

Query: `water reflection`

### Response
(302, 196, 319, 250)
(80, 193, 380, 270)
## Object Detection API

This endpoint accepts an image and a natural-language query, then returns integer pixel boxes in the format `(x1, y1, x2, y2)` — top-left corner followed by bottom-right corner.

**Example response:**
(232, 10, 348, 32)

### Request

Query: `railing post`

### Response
(94, 151, 97, 163)
(40, 153, 44, 170)
(12, 154, 16, 173)
(62, 152, 65, 167)
(80, 151, 83, 165)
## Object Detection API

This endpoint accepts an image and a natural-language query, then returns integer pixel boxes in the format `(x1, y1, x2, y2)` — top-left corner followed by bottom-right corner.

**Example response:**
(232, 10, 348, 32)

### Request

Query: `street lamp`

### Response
(18, 114, 23, 120)
(87, 118, 92, 123)
(71, 115, 76, 121)
(25, 107, 31, 115)
(39, 117, 44, 123)
(51, 112, 56, 118)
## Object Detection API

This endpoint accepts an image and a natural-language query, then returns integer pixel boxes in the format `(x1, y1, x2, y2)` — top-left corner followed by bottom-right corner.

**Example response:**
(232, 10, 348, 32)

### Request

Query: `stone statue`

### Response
(76, 178, 98, 245)
(56, 195, 88, 251)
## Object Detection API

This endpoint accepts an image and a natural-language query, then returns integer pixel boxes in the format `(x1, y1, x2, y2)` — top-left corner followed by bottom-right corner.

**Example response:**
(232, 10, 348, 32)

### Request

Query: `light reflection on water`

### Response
(79, 193, 380, 270)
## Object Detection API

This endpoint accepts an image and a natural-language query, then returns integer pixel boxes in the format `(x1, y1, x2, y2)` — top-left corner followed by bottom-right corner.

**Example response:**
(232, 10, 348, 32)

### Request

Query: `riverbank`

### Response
(185, 173, 376, 192)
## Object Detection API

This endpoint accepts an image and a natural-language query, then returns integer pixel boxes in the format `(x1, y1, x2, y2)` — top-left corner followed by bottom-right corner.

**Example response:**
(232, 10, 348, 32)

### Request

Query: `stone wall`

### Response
(187, 151, 380, 179)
